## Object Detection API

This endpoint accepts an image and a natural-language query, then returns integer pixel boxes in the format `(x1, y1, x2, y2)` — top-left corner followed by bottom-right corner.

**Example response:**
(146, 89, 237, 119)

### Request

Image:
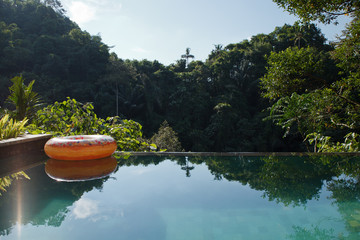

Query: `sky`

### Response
(61, 0, 350, 66)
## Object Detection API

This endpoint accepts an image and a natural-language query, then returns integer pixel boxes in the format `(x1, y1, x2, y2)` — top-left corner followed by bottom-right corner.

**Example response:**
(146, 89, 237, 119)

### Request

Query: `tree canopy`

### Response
(273, 0, 360, 23)
(264, 0, 360, 151)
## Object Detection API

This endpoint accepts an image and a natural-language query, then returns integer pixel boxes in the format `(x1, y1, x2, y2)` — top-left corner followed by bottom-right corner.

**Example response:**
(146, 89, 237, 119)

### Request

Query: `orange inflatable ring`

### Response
(44, 135, 117, 160)
(45, 157, 117, 181)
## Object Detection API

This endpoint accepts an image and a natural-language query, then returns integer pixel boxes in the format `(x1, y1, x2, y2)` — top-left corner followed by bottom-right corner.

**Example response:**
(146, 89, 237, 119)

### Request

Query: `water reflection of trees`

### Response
(123, 153, 360, 238)
(1, 153, 360, 238)
(0, 171, 29, 196)
(287, 186, 360, 240)
(258, 156, 336, 206)
(117, 154, 360, 208)
(325, 157, 360, 239)
(287, 225, 337, 240)
(200, 154, 360, 239)
(190, 155, 336, 206)
(195, 154, 360, 239)
(0, 162, 111, 236)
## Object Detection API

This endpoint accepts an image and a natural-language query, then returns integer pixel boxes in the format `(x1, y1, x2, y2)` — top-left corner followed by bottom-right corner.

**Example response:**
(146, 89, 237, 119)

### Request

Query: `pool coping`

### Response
(0, 134, 52, 146)
(115, 151, 360, 157)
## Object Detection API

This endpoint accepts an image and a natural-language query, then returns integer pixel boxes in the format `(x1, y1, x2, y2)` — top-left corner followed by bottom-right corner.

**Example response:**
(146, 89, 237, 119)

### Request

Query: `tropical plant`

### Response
(265, 0, 360, 152)
(260, 47, 334, 100)
(0, 114, 28, 140)
(26, 98, 155, 151)
(307, 132, 360, 152)
(6, 76, 42, 121)
(27, 97, 101, 136)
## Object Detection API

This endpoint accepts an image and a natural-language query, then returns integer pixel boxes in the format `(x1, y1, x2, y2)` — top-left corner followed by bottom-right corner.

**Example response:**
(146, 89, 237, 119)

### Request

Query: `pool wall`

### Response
(0, 134, 51, 177)
(0, 134, 52, 158)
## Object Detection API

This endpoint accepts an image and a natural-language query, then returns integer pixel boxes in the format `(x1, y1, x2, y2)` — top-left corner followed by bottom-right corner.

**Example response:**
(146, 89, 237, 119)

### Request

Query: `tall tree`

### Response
(181, 47, 194, 68)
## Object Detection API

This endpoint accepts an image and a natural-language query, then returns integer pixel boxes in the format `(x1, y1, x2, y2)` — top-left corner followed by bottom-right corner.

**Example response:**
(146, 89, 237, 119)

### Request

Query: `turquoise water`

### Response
(1, 154, 360, 239)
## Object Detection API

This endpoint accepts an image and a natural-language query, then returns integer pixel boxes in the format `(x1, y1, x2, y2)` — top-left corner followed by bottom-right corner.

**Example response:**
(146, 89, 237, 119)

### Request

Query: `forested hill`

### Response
(2, 0, 357, 153)
(0, 0, 110, 105)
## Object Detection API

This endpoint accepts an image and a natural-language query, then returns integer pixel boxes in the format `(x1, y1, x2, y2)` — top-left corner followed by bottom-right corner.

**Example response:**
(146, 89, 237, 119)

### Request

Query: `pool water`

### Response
(0, 153, 360, 239)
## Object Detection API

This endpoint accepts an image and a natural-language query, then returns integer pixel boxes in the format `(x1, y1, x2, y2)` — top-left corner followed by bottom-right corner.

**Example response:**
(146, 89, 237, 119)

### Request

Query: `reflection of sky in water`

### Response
(72, 198, 98, 219)
(131, 167, 155, 175)
(0, 157, 359, 239)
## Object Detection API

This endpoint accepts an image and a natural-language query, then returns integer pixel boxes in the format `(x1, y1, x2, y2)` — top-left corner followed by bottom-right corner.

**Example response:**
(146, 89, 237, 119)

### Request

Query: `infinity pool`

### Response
(0, 153, 360, 239)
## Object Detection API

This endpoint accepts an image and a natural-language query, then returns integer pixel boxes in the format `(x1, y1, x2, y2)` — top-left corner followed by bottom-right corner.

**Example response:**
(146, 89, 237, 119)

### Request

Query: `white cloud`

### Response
(68, 1, 96, 24)
(100, 1, 123, 13)
(73, 198, 98, 219)
(63, 0, 122, 24)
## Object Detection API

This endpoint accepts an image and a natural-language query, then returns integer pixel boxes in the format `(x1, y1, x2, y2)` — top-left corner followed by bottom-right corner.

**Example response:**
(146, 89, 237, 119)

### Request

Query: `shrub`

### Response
(150, 121, 183, 151)
(0, 114, 28, 140)
(27, 97, 155, 151)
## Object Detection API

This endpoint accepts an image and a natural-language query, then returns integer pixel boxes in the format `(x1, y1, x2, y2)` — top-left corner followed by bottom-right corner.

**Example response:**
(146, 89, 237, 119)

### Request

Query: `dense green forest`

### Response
(1, 0, 359, 152)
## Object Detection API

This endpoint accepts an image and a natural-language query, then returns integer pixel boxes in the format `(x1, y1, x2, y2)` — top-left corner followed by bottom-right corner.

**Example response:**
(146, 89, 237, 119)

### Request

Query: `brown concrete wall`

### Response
(0, 134, 52, 158)
(0, 135, 52, 176)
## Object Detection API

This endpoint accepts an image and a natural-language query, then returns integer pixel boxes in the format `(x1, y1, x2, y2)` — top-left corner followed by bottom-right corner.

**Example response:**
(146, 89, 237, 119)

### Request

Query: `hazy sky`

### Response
(61, 0, 350, 65)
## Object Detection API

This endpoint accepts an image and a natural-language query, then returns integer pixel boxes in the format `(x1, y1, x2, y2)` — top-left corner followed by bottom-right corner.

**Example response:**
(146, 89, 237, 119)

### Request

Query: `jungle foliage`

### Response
(267, 0, 360, 152)
(0, 114, 27, 139)
(5, 75, 42, 121)
(0, 0, 358, 152)
(150, 121, 183, 152)
(27, 98, 154, 151)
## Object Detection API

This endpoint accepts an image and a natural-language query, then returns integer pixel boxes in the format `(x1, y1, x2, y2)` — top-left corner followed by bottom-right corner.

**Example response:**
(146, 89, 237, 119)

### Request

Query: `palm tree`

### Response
(181, 48, 194, 68)
(291, 24, 307, 48)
